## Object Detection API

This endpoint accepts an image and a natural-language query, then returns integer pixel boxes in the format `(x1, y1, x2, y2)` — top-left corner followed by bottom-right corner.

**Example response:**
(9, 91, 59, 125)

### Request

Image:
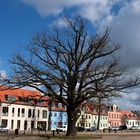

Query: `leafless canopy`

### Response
(0, 17, 139, 136)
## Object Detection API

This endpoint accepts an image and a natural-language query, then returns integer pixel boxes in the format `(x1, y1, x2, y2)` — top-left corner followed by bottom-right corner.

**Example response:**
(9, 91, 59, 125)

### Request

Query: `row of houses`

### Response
(0, 87, 139, 131)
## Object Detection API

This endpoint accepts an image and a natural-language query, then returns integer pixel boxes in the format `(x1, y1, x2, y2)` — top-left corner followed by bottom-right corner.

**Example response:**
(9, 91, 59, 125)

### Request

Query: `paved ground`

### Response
(1, 131, 140, 140)
(6, 135, 140, 140)
(0, 135, 139, 140)
(102, 135, 140, 140)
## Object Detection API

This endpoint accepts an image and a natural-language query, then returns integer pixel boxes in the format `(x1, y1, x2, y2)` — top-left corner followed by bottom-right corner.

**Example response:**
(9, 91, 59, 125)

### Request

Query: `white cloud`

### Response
(52, 18, 68, 28)
(20, 0, 89, 17)
(20, 0, 118, 24)
(113, 89, 140, 110)
(0, 70, 7, 79)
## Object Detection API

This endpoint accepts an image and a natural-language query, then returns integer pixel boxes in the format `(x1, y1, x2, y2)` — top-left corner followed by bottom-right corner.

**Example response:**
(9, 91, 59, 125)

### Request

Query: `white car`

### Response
(0, 126, 9, 132)
(56, 125, 67, 132)
(111, 127, 119, 131)
(129, 126, 140, 130)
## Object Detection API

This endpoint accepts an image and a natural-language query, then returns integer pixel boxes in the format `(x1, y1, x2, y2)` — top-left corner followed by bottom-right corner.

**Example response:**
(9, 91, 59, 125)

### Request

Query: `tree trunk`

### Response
(48, 98, 52, 130)
(97, 105, 101, 130)
(66, 106, 77, 136)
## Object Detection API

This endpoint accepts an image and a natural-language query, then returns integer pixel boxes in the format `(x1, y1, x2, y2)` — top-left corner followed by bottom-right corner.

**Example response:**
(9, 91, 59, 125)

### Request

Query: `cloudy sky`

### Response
(1, 0, 140, 110)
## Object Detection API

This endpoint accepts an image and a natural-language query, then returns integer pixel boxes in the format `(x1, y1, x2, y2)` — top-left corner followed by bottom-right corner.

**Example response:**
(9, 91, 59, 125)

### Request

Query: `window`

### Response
(24, 120, 27, 130)
(11, 120, 14, 130)
(32, 109, 35, 118)
(54, 113, 57, 117)
(18, 108, 20, 117)
(5, 95, 16, 102)
(31, 121, 34, 129)
(38, 110, 40, 118)
(89, 123, 91, 127)
(95, 116, 97, 120)
(2, 107, 8, 116)
(2, 119, 8, 127)
(42, 110, 47, 118)
(28, 109, 32, 118)
(21, 108, 25, 117)
(17, 120, 20, 129)
(12, 108, 14, 117)
(51, 103, 55, 108)
(64, 122, 67, 125)
(58, 103, 62, 108)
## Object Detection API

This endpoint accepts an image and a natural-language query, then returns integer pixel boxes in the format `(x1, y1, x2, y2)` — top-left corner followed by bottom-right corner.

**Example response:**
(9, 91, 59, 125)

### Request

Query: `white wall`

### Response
(0, 103, 48, 130)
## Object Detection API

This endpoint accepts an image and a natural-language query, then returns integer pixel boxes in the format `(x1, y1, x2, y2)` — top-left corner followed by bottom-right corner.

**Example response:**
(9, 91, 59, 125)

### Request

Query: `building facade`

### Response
(0, 88, 49, 131)
(108, 104, 121, 128)
(76, 103, 108, 130)
(121, 110, 140, 128)
(50, 102, 67, 130)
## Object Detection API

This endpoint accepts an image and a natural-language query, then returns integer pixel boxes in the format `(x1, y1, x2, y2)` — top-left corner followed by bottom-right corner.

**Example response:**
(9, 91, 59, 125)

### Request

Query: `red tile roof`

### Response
(81, 102, 108, 115)
(121, 110, 140, 120)
(0, 86, 49, 107)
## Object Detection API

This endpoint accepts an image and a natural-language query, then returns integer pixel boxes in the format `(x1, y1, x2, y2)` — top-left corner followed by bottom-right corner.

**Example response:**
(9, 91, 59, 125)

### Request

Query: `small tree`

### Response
(0, 17, 139, 136)
(121, 114, 128, 125)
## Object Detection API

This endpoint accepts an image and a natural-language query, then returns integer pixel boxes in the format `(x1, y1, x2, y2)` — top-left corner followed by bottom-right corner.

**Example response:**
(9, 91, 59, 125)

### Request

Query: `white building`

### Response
(92, 113, 108, 130)
(0, 88, 49, 131)
(76, 103, 108, 130)
(121, 110, 140, 128)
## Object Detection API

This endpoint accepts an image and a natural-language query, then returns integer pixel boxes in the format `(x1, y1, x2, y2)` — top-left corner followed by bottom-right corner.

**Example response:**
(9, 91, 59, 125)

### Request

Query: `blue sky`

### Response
(1, 0, 140, 110)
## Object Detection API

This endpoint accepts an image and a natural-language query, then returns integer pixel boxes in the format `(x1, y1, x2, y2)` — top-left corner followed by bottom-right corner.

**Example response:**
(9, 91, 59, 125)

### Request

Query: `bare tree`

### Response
(0, 17, 139, 136)
(121, 114, 128, 125)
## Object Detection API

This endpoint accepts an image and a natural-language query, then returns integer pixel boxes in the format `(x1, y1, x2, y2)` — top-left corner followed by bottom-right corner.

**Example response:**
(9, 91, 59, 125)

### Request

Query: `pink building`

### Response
(108, 104, 121, 127)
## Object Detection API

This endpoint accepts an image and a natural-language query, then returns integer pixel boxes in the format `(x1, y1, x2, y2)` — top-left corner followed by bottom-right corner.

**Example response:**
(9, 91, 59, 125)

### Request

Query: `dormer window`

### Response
(94, 109, 97, 113)
(58, 103, 62, 108)
(102, 110, 105, 113)
(5, 95, 16, 102)
(51, 103, 55, 108)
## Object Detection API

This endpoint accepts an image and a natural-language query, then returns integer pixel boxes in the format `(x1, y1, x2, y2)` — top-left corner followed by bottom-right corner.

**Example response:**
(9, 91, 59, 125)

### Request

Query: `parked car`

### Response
(56, 125, 67, 132)
(0, 126, 9, 132)
(87, 127, 97, 131)
(129, 126, 140, 130)
(119, 125, 127, 130)
(76, 126, 85, 131)
(111, 127, 119, 131)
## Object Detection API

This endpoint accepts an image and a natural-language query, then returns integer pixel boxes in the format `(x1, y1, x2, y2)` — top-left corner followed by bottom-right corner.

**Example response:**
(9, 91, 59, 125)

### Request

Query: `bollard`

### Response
(52, 130, 55, 136)
(56, 129, 59, 134)
(108, 128, 111, 133)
